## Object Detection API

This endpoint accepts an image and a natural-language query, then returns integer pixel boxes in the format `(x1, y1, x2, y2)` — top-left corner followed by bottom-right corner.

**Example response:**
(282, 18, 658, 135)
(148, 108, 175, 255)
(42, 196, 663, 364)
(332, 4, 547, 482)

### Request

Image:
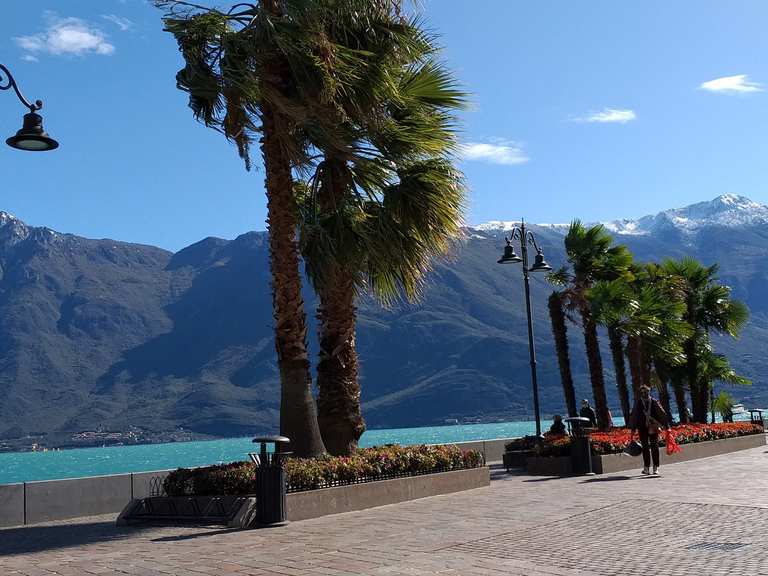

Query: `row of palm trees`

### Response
(548, 221, 749, 429)
(156, 1, 466, 456)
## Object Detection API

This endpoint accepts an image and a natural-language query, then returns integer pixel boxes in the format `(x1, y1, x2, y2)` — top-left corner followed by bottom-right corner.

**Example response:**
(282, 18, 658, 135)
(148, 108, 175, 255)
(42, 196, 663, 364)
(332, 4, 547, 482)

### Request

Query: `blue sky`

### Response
(2, 1, 768, 251)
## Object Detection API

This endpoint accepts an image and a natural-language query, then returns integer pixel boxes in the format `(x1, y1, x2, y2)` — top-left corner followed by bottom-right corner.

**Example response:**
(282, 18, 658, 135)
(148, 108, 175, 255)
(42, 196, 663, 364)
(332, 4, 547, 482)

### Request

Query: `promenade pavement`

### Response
(2, 444, 768, 575)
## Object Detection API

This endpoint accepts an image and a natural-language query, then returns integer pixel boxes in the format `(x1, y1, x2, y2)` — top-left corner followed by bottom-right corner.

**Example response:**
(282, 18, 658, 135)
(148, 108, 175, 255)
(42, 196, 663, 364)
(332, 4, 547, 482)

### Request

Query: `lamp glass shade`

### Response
(6, 112, 59, 152)
(497, 243, 522, 264)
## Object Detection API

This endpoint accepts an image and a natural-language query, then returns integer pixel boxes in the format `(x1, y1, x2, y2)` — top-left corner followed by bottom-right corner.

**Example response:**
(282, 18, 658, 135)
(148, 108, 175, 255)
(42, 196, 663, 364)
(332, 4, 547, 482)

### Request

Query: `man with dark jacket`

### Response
(630, 385, 669, 476)
(579, 399, 597, 428)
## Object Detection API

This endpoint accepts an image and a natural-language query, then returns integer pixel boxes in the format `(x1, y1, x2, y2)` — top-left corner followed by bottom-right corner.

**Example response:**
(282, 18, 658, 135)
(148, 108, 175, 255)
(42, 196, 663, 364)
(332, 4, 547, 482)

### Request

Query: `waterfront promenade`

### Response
(2, 445, 768, 576)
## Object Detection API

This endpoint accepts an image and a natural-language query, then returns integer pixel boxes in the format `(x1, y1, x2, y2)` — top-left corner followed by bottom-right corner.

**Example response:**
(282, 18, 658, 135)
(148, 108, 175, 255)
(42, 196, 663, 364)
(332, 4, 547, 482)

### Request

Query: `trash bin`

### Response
(252, 435, 291, 525)
(564, 417, 594, 475)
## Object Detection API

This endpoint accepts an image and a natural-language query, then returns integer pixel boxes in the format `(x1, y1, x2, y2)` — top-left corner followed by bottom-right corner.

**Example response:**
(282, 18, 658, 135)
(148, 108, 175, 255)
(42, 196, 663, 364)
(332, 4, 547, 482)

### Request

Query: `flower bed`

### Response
(535, 422, 763, 457)
(163, 444, 484, 496)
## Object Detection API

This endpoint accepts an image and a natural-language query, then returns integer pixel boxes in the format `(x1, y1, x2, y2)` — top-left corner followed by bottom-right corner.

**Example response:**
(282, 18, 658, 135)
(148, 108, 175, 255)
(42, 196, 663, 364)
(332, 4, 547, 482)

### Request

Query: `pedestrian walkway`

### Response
(2, 444, 768, 575)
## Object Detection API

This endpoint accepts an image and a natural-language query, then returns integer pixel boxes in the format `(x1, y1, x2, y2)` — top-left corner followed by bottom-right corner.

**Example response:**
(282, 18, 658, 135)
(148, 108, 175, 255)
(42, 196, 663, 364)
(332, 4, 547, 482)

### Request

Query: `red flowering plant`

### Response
(534, 422, 763, 457)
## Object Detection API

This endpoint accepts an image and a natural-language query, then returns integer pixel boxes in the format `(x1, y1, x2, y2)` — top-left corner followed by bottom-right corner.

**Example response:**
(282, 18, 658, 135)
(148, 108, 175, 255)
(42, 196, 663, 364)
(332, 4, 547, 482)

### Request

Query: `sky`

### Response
(3, 1, 768, 251)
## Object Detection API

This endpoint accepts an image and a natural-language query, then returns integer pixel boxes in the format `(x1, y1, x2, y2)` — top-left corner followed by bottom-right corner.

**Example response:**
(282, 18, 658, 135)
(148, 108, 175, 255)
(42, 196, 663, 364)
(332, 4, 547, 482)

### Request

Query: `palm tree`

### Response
(586, 278, 633, 422)
(662, 258, 749, 422)
(590, 266, 692, 425)
(158, 0, 425, 456)
(563, 222, 632, 430)
(295, 15, 466, 454)
(547, 290, 577, 417)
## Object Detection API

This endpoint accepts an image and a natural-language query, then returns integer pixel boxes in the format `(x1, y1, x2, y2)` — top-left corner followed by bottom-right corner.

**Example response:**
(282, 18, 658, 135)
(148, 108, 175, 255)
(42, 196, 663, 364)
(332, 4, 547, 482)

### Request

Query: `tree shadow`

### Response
(580, 475, 634, 483)
(522, 476, 565, 483)
(0, 521, 146, 556)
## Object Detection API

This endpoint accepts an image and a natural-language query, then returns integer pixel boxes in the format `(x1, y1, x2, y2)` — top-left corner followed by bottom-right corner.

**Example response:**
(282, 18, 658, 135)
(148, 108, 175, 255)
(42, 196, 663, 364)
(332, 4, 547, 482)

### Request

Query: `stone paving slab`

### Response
(2, 444, 768, 575)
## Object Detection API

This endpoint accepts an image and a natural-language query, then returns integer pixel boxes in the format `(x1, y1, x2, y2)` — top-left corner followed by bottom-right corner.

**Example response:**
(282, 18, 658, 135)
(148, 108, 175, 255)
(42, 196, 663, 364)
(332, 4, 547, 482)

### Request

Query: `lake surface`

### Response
(0, 420, 559, 485)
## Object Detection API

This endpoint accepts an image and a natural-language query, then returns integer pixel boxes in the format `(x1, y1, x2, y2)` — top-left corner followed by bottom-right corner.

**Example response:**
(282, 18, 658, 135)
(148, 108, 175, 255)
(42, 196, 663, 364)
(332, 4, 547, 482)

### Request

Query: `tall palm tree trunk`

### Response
(653, 360, 673, 420)
(686, 336, 707, 423)
(607, 326, 630, 422)
(626, 335, 644, 396)
(262, 103, 325, 458)
(548, 292, 577, 417)
(670, 374, 689, 423)
(581, 308, 610, 430)
(316, 267, 365, 455)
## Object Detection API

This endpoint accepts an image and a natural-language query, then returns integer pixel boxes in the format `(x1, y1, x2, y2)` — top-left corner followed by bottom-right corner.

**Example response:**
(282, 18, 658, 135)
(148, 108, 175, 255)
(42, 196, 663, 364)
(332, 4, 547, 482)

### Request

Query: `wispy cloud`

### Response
(700, 74, 762, 94)
(15, 13, 115, 57)
(574, 108, 636, 124)
(101, 14, 133, 32)
(20, 54, 39, 63)
(459, 140, 530, 166)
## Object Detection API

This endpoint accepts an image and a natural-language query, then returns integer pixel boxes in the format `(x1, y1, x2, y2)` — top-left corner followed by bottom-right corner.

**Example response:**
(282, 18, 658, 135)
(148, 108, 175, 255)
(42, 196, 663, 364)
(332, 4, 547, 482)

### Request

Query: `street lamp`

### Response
(1, 64, 59, 152)
(497, 220, 552, 439)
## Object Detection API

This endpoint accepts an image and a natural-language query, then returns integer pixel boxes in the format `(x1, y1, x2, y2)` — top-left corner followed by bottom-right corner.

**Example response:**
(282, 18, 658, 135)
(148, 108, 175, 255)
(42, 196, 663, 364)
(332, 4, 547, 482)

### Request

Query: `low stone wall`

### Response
(0, 483, 25, 528)
(448, 438, 512, 464)
(287, 467, 490, 522)
(0, 470, 171, 528)
(526, 433, 766, 476)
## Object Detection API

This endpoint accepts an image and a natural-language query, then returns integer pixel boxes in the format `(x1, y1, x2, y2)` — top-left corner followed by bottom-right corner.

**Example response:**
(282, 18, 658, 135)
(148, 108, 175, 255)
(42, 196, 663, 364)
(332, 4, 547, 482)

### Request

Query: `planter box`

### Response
(595, 432, 766, 474)
(288, 467, 490, 521)
(117, 467, 490, 527)
(526, 433, 765, 476)
(503, 450, 532, 471)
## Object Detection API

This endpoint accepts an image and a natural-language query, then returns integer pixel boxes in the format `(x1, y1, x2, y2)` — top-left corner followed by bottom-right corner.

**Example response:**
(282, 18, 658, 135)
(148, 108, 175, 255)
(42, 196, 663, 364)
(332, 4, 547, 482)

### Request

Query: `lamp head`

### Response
(497, 239, 522, 264)
(6, 111, 58, 151)
(529, 251, 552, 272)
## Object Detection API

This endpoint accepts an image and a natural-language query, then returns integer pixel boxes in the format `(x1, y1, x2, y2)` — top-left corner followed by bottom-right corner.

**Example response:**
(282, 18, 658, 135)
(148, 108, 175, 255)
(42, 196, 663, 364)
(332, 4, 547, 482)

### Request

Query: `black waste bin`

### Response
(252, 435, 291, 525)
(564, 417, 594, 475)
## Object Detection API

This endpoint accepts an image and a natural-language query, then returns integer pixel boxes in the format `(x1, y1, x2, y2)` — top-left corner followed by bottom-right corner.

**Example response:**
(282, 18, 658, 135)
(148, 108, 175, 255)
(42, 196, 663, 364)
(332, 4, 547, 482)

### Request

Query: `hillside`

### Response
(1, 195, 766, 445)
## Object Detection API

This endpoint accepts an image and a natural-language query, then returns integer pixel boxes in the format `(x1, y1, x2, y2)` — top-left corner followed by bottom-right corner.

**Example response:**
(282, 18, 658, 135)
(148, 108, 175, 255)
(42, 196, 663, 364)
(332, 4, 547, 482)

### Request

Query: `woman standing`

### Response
(630, 385, 669, 475)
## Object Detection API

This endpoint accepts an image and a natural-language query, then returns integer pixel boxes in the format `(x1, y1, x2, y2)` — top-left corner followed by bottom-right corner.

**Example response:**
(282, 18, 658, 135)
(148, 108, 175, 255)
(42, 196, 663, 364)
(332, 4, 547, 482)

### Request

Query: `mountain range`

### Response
(1, 194, 767, 447)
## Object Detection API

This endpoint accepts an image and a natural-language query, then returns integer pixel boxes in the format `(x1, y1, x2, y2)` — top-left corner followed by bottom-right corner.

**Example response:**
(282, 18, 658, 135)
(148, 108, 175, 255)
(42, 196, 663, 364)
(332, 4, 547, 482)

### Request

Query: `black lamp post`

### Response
(1, 64, 59, 152)
(497, 220, 552, 439)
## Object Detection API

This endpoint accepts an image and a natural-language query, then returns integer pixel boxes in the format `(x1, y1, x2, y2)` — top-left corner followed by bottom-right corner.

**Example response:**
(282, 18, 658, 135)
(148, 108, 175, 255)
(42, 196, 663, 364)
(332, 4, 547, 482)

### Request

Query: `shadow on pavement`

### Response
(580, 475, 634, 483)
(522, 476, 565, 483)
(0, 521, 141, 556)
(151, 527, 242, 542)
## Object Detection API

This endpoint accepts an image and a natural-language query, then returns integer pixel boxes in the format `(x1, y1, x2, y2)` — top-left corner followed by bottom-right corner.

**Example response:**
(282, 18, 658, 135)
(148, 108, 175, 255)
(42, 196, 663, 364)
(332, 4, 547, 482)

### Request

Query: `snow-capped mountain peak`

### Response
(472, 195, 768, 236)
(603, 194, 768, 235)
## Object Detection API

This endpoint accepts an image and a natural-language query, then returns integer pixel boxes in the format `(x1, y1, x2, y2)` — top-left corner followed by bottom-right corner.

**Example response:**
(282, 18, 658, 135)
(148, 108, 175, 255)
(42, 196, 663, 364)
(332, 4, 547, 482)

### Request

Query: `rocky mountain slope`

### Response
(1, 195, 767, 444)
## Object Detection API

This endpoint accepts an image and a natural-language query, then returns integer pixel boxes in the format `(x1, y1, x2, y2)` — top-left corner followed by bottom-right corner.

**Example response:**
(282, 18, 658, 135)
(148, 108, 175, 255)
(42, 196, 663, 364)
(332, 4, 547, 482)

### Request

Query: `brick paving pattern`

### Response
(2, 443, 768, 575)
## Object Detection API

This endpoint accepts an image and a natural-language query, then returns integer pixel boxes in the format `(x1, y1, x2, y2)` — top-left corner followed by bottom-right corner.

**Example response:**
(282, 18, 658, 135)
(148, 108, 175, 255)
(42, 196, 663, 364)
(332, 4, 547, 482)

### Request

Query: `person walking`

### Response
(580, 399, 597, 428)
(630, 385, 669, 476)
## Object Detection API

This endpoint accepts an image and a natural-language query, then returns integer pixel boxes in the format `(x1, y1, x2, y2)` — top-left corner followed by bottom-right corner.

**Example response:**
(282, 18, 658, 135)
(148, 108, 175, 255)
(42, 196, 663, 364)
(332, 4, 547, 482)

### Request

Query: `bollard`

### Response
(252, 435, 291, 525)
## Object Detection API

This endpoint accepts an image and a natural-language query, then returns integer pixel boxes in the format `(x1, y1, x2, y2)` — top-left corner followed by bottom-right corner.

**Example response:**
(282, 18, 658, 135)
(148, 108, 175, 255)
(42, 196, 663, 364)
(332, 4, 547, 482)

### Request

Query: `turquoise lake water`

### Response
(0, 420, 560, 485)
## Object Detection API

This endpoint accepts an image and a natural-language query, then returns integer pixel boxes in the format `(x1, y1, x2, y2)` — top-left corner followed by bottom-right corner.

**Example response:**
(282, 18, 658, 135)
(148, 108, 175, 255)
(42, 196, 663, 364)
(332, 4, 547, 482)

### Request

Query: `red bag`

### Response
(665, 429, 682, 455)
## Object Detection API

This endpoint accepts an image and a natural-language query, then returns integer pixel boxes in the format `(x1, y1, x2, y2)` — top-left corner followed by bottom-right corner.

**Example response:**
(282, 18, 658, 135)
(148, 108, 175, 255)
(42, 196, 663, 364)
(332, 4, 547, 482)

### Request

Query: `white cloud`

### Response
(101, 14, 133, 32)
(459, 140, 530, 166)
(14, 14, 115, 57)
(20, 54, 39, 62)
(575, 108, 636, 124)
(700, 74, 762, 94)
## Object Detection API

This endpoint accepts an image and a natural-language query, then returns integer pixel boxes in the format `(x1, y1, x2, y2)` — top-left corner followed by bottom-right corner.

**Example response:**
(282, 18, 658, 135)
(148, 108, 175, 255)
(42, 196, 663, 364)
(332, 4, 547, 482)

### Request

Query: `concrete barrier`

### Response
(447, 438, 513, 465)
(0, 469, 174, 528)
(25, 474, 133, 524)
(0, 484, 25, 528)
(131, 470, 171, 499)
(286, 467, 490, 522)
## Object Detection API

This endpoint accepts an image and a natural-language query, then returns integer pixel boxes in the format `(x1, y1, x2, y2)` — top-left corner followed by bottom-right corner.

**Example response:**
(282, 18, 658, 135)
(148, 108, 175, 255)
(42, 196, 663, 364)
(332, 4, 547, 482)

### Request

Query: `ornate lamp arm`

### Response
(0, 64, 42, 112)
(526, 230, 545, 253)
